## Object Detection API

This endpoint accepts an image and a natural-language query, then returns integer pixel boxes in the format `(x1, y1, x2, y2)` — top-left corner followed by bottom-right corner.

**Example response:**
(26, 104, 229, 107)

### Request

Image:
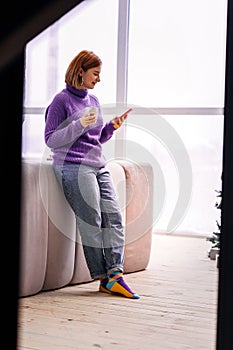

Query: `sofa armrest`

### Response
(116, 161, 154, 272)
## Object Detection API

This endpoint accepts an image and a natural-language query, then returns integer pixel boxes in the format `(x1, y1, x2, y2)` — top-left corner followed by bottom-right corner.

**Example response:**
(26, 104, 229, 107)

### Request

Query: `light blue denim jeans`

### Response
(53, 163, 125, 279)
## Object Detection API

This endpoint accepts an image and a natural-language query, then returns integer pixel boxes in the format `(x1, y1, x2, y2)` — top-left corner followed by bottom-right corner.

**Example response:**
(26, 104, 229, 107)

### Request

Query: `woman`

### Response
(44, 50, 139, 299)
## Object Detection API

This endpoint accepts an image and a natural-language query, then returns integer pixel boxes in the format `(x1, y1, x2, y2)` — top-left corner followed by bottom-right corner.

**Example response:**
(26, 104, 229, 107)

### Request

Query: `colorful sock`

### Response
(99, 276, 115, 295)
(106, 272, 140, 299)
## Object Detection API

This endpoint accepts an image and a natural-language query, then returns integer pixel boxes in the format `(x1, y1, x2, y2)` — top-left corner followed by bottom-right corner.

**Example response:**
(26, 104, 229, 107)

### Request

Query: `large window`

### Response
(22, 0, 228, 236)
(24, 0, 118, 108)
(22, 0, 119, 158)
(128, 0, 227, 108)
(125, 0, 227, 235)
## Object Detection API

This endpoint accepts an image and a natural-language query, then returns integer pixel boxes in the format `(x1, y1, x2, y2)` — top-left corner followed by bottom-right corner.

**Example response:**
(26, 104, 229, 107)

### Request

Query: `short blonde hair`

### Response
(65, 50, 102, 88)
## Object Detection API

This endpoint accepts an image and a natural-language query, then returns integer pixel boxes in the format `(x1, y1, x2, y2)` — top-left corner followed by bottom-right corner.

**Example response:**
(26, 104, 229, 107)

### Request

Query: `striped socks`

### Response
(99, 276, 114, 295)
(99, 272, 140, 299)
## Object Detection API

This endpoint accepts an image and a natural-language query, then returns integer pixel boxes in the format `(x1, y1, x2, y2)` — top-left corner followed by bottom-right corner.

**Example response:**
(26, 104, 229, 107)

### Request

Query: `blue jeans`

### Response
(53, 163, 125, 279)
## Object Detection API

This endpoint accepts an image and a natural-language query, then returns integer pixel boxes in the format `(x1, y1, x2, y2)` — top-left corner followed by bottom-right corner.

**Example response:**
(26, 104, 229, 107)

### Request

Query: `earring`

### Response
(80, 77, 84, 86)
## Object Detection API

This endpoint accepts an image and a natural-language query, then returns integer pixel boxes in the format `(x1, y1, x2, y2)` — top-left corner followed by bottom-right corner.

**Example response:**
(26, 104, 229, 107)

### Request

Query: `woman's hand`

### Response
(80, 111, 97, 127)
(112, 108, 132, 129)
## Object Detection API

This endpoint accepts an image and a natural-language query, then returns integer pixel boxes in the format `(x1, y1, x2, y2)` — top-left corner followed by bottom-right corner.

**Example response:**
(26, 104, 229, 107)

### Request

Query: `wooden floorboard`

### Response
(17, 233, 219, 350)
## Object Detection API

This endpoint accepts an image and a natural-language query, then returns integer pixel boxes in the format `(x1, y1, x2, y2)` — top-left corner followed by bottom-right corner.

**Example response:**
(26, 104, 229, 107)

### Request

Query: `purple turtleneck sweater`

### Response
(44, 84, 115, 167)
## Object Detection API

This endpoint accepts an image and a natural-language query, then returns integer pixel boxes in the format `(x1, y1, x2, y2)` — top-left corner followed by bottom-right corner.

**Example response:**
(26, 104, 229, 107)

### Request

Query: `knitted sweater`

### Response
(44, 84, 115, 167)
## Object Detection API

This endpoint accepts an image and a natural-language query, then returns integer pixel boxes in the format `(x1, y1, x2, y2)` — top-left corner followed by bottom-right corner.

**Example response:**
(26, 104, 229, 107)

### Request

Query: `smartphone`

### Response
(120, 108, 133, 118)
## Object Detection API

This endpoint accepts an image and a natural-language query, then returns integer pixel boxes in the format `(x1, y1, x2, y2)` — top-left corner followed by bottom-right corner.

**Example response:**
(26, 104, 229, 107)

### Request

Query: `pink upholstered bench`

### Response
(19, 159, 153, 297)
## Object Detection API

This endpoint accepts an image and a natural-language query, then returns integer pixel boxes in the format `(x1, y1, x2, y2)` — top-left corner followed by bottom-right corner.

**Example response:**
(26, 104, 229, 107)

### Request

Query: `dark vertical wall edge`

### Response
(216, 0, 233, 349)
(1, 52, 24, 348)
(0, 2, 85, 348)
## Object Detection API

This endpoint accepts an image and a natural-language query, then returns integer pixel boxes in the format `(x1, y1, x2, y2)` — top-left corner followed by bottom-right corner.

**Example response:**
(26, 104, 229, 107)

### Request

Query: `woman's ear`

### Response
(78, 69, 83, 82)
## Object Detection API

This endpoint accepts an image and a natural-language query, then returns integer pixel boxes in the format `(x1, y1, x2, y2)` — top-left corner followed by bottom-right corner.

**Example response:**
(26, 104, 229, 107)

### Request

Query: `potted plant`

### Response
(207, 187, 221, 265)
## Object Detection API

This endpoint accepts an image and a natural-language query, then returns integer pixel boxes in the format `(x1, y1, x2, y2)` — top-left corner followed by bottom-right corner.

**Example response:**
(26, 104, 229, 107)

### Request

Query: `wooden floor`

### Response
(17, 233, 219, 350)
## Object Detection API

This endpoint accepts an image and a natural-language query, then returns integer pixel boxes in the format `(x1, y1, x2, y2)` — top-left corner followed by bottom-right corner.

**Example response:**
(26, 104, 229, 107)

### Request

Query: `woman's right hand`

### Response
(80, 111, 97, 127)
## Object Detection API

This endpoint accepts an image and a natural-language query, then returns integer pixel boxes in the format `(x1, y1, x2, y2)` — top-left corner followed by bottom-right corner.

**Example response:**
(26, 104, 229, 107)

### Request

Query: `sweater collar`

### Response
(66, 84, 88, 98)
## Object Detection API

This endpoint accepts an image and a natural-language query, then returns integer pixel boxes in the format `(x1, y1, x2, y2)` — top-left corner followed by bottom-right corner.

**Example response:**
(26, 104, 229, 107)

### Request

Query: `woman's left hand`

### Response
(111, 114, 128, 129)
(112, 108, 132, 129)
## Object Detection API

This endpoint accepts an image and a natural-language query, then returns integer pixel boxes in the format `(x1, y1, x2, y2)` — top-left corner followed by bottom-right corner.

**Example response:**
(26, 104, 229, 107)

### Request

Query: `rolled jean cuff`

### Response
(107, 267, 124, 275)
(92, 273, 108, 280)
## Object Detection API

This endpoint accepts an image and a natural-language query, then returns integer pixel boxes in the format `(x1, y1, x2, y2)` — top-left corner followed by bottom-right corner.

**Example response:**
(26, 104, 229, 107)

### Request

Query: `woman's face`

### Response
(82, 65, 101, 89)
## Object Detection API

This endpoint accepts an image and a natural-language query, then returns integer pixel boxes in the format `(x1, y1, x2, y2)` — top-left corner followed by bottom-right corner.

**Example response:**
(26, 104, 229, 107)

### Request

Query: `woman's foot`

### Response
(99, 276, 114, 294)
(106, 272, 140, 299)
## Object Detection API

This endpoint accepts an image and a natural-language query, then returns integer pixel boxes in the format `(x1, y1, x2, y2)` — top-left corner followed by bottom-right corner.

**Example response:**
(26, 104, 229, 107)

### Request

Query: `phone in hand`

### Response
(120, 108, 133, 119)
(112, 108, 133, 129)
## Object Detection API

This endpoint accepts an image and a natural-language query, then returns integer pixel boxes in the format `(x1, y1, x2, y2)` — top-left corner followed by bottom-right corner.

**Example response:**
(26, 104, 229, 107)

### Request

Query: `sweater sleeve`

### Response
(100, 121, 116, 143)
(44, 95, 85, 149)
